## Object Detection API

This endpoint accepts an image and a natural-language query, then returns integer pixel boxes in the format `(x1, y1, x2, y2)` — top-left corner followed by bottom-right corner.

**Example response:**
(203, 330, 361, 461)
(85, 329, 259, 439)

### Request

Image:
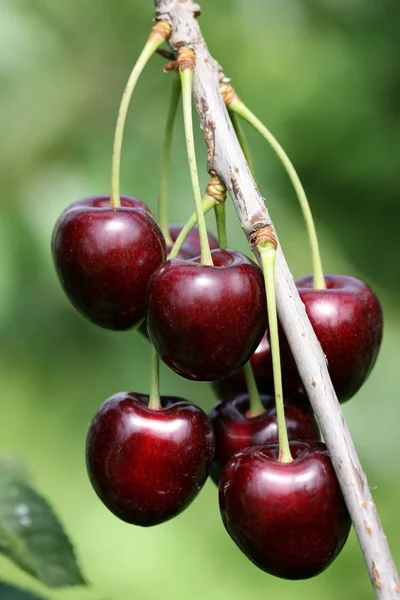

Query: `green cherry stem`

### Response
(179, 48, 213, 266)
(214, 202, 228, 250)
(148, 346, 162, 411)
(243, 361, 265, 416)
(230, 97, 326, 290)
(168, 195, 217, 259)
(257, 236, 293, 463)
(229, 109, 256, 177)
(158, 72, 181, 243)
(110, 21, 171, 210)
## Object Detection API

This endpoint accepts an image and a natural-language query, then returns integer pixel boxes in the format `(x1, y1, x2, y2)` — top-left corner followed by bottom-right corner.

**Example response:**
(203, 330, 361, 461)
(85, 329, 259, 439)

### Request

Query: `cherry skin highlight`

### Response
(86, 392, 215, 526)
(281, 275, 383, 402)
(168, 224, 219, 259)
(52, 195, 166, 331)
(146, 249, 268, 381)
(209, 394, 320, 484)
(212, 331, 273, 398)
(219, 441, 351, 579)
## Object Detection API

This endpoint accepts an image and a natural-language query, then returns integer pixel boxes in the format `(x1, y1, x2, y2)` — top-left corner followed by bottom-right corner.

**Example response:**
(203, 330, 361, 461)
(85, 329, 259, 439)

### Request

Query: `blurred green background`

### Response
(1, 0, 399, 598)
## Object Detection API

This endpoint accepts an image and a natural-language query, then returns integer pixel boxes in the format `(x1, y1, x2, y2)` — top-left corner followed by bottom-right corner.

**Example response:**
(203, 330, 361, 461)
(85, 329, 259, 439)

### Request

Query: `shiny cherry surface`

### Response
(52, 197, 166, 330)
(219, 441, 351, 579)
(146, 249, 268, 381)
(281, 275, 383, 402)
(86, 392, 215, 526)
(209, 394, 320, 483)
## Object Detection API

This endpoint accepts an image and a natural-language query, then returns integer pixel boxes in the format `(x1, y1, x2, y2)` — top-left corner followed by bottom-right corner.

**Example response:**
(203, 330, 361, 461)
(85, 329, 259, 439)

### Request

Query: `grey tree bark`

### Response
(154, 1, 400, 597)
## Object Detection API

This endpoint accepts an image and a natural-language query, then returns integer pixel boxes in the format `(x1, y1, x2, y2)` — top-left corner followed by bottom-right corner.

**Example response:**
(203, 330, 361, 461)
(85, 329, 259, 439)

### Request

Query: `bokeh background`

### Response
(1, 0, 399, 598)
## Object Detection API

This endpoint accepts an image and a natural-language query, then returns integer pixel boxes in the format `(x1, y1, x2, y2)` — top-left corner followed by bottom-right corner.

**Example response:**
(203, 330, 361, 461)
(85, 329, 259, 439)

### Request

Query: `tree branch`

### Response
(154, 0, 400, 597)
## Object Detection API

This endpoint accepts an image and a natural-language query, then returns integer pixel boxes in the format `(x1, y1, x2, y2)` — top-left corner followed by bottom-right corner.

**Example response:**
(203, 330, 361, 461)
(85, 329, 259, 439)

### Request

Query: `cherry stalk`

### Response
(257, 231, 292, 463)
(158, 72, 181, 243)
(110, 20, 171, 209)
(225, 89, 325, 290)
(179, 46, 213, 266)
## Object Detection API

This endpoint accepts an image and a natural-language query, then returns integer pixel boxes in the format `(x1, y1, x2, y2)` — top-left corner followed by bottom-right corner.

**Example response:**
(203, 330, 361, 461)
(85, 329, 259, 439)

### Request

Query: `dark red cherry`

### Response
(281, 275, 383, 402)
(219, 441, 351, 579)
(52, 196, 166, 330)
(167, 224, 219, 259)
(86, 392, 215, 526)
(209, 394, 319, 483)
(212, 331, 273, 398)
(146, 249, 268, 381)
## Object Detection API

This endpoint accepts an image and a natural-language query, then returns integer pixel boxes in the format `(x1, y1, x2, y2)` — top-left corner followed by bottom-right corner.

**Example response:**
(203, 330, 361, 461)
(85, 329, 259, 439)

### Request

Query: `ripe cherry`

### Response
(86, 392, 215, 526)
(147, 249, 267, 381)
(52, 195, 166, 331)
(281, 275, 383, 402)
(219, 441, 351, 579)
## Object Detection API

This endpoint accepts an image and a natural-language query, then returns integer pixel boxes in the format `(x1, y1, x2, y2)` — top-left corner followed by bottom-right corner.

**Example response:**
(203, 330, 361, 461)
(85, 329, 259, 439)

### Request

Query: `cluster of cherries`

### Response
(51, 18, 383, 583)
(52, 189, 382, 580)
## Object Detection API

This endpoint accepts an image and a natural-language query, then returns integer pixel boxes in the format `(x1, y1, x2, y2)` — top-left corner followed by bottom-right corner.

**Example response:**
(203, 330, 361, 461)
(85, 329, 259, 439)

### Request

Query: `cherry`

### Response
(86, 392, 215, 526)
(147, 249, 268, 381)
(209, 394, 320, 484)
(212, 330, 273, 398)
(168, 224, 219, 259)
(52, 195, 166, 331)
(281, 275, 383, 402)
(219, 441, 351, 579)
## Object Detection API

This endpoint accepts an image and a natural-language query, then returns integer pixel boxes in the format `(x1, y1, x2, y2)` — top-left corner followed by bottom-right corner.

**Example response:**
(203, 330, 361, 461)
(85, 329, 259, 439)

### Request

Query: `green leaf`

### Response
(0, 582, 47, 599)
(0, 475, 86, 588)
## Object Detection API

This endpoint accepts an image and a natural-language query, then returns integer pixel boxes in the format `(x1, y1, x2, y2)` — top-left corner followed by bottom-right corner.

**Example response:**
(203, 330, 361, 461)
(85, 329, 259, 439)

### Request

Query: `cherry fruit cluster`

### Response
(51, 20, 383, 583)
(52, 189, 381, 580)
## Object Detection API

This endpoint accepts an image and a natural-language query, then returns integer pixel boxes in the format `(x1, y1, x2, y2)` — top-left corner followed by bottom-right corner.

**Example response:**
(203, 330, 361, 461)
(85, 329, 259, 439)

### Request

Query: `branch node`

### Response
(220, 81, 239, 106)
(151, 19, 172, 40)
(206, 175, 226, 203)
(251, 225, 278, 250)
(177, 46, 196, 70)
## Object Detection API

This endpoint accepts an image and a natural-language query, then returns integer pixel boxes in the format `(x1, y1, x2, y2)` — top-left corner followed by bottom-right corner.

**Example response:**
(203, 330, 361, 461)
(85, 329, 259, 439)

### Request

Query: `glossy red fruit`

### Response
(209, 394, 320, 484)
(281, 275, 383, 402)
(167, 224, 219, 259)
(86, 392, 215, 526)
(212, 331, 273, 398)
(219, 441, 351, 579)
(147, 249, 268, 381)
(52, 196, 166, 330)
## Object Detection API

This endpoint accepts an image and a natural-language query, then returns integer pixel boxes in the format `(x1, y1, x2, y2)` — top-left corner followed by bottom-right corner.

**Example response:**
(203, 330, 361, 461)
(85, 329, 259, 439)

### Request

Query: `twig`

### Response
(153, 0, 400, 597)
